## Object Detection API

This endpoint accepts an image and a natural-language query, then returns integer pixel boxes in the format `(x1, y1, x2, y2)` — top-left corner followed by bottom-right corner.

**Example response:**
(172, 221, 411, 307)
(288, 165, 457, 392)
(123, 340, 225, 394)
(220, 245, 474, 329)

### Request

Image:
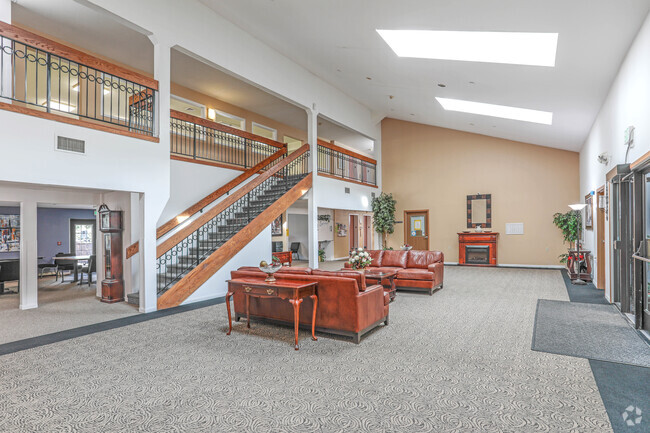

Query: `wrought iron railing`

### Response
(171, 113, 284, 169)
(156, 150, 309, 295)
(317, 144, 377, 186)
(0, 33, 156, 136)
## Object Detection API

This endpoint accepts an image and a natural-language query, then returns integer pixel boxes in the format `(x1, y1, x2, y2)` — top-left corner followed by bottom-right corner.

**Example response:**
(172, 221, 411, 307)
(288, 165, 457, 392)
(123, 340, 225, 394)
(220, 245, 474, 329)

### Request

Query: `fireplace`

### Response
(465, 246, 489, 265)
(458, 232, 499, 266)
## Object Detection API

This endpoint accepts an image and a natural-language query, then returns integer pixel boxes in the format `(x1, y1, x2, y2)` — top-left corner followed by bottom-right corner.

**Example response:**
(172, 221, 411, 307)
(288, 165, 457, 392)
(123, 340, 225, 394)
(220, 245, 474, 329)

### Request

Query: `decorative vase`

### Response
(259, 262, 282, 283)
(476, 225, 483, 233)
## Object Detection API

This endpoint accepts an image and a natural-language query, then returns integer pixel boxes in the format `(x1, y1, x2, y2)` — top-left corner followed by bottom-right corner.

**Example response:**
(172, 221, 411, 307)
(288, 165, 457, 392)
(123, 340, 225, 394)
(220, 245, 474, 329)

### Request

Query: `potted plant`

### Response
(371, 192, 397, 249)
(318, 248, 326, 262)
(348, 247, 372, 270)
(552, 210, 581, 264)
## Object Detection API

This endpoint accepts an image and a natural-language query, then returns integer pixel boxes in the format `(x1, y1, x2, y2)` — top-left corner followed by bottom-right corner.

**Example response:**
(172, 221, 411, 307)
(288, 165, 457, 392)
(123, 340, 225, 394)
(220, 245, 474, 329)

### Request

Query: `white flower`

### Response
(354, 255, 359, 260)
(357, 247, 363, 252)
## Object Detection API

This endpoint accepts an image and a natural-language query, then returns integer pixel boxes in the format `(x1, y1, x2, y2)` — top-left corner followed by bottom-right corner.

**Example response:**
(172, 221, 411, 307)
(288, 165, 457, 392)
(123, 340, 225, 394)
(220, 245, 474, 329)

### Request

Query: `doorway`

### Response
(69, 219, 96, 256)
(349, 214, 359, 250)
(363, 215, 372, 249)
(404, 210, 429, 250)
(596, 187, 606, 290)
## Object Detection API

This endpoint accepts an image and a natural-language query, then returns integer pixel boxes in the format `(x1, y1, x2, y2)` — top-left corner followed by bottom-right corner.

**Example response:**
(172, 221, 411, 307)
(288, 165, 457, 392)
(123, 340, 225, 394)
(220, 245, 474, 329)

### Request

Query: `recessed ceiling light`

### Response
(366, 77, 372, 80)
(377, 30, 558, 67)
(438, 83, 446, 88)
(436, 97, 553, 125)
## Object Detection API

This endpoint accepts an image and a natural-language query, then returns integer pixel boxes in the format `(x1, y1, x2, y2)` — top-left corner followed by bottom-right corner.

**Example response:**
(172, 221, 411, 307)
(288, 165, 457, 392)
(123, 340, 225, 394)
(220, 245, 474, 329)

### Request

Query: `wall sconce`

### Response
(207, 108, 216, 121)
(597, 152, 610, 165)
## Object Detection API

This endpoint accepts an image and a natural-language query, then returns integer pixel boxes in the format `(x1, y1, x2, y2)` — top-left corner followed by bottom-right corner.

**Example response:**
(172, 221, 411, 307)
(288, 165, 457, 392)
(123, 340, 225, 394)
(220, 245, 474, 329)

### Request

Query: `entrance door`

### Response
(611, 173, 633, 314)
(404, 210, 429, 250)
(70, 219, 96, 256)
(637, 171, 650, 331)
(363, 215, 372, 249)
(349, 215, 359, 250)
(596, 187, 606, 290)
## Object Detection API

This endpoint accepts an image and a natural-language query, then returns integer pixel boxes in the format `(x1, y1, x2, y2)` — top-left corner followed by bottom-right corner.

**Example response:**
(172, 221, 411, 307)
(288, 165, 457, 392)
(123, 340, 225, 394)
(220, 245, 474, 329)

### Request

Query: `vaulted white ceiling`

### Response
(198, 0, 650, 151)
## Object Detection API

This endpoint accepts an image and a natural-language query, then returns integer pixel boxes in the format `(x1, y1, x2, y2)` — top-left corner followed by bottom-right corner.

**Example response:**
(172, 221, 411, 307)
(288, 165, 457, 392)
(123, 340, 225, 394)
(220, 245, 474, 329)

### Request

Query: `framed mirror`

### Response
(467, 194, 491, 228)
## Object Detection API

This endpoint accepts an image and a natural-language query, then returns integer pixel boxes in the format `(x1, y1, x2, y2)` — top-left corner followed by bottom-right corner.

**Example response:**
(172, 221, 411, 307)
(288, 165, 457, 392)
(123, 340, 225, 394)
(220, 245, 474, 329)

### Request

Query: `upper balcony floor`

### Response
(0, 13, 379, 190)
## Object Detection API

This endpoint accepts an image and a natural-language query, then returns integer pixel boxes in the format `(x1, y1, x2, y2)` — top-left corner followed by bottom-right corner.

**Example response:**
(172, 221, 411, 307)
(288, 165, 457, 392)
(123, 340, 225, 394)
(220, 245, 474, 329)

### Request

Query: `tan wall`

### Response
(381, 118, 579, 266)
(333, 209, 374, 258)
(171, 83, 307, 144)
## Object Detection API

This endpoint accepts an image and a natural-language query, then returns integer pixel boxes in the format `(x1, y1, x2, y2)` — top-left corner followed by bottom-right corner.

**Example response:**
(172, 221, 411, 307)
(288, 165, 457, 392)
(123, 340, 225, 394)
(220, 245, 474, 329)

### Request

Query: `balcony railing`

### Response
(317, 140, 377, 186)
(170, 110, 286, 170)
(0, 23, 158, 138)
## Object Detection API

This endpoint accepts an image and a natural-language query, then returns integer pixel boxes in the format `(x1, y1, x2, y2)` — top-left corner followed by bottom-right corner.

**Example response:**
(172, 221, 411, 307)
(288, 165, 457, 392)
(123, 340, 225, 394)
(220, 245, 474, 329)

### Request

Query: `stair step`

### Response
(126, 292, 139, 306)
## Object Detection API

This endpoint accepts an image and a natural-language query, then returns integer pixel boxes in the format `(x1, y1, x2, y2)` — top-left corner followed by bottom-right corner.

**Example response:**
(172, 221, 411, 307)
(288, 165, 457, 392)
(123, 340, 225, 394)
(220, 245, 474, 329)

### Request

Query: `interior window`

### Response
(252, 123, 277, 140)
(283, 136, 302, 153)
(209, 109, 245, 130)
(170, 96, 205, 117)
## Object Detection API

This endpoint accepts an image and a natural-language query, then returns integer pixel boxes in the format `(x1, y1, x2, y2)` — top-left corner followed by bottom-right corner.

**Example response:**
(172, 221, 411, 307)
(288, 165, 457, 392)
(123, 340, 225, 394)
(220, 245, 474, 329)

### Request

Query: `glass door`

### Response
(640, 172, 650, 331)
(70, 219, 96, 256)
(611, 174, 634, 314)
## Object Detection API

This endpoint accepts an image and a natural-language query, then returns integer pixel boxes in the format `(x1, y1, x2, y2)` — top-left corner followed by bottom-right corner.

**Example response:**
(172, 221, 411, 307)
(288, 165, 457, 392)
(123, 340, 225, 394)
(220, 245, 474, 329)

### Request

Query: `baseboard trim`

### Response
(444, 262, 563, 270)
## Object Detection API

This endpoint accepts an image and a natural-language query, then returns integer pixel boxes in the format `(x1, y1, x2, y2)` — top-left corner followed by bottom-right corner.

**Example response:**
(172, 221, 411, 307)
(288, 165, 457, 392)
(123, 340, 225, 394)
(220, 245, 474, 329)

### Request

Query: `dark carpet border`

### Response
(0, 296, 225, 357)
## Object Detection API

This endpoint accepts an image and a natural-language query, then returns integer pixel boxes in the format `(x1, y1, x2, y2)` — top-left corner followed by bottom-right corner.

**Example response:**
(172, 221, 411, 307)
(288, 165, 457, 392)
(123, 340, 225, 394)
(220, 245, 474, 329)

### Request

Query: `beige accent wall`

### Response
(333, 209, 374, 259)
(381, 118, 579, 266)
(171, 83, 307, 144)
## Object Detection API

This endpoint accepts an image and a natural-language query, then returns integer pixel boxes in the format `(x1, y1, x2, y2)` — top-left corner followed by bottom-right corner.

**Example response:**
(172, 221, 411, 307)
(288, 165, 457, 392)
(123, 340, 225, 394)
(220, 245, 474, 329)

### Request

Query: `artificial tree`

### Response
(552, 210, 582, 264)
(371, 192, 397, 249)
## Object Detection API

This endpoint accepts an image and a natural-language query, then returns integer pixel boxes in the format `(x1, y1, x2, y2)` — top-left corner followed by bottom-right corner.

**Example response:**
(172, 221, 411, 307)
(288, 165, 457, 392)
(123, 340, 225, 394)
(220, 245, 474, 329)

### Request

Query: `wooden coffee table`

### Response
(341, 269, 397, 302)
(226, 277, 318, 350)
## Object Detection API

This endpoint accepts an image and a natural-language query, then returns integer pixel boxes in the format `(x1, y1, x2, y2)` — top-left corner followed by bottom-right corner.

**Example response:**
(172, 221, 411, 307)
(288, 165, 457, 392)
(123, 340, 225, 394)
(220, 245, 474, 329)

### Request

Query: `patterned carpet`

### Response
(0, 267, 611, 432)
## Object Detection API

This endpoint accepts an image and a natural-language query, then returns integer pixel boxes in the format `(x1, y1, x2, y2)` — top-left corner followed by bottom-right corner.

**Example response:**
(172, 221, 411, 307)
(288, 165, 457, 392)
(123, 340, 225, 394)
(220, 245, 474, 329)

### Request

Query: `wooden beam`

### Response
(157, 173, 313, 310)
(156, 144, 309, 258)
(171, 110, 287, 149)
(158, 148, 287, 238)
(317, 139, 376, 165)
(0, 22, 158, 90)
(0, 102, 159, 142)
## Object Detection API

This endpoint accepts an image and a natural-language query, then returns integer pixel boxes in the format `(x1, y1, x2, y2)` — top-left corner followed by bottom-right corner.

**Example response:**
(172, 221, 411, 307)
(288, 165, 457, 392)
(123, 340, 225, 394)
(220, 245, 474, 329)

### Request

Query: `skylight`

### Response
(436, 97, 553, 125)
(377, 30, 558, 67)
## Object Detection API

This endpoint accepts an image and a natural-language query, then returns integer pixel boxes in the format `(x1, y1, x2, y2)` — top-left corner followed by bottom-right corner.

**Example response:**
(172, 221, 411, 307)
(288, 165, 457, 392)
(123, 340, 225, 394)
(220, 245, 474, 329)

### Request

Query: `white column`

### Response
(139, 37, 171, 312)
(0, 0, 11, 101)
(306, 106, 319, 268)
(19, 200, 38, 310)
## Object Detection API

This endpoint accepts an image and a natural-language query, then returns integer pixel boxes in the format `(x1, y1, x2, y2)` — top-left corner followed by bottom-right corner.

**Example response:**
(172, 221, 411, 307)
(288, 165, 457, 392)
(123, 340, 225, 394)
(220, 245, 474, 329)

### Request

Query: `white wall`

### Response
(183, 226, 271, 303)
(157, 160, 246, 226)
(288, 213, 309, 261)
(580, 11, 650, 298)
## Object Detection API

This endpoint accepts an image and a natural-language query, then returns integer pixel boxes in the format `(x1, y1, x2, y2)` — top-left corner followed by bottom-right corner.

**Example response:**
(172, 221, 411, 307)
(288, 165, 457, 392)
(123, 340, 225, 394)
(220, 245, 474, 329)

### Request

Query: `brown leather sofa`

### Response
(345, 250, 444, 295)
(230, 267, 390, 343)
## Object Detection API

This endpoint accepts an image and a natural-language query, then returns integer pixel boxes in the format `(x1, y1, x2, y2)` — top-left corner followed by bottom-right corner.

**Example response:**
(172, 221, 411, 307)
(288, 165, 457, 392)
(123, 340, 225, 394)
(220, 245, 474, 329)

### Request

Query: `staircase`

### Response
(155, 145, 311, 309)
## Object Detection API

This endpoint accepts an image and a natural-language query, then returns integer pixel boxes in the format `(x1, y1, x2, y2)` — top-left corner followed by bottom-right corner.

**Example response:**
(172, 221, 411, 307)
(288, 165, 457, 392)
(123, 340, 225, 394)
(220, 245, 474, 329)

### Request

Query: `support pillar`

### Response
(19, 200, 38, 310)
(307, 106, 319, 269)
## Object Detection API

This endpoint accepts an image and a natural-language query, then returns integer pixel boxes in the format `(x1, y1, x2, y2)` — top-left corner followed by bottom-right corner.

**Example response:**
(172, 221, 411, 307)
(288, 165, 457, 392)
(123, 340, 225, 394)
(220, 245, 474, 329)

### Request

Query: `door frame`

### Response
(404, 209, 430, 251)
(69, 219, 96, 256)
(596, 186, 606, 290)
(349, 214, 359, 251)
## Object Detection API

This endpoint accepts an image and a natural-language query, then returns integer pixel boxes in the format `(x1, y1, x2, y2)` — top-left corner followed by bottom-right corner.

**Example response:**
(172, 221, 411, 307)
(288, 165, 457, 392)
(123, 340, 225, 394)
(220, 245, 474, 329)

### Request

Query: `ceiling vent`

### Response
(56, 136, 85, 154)
(344, 187, 350, 194)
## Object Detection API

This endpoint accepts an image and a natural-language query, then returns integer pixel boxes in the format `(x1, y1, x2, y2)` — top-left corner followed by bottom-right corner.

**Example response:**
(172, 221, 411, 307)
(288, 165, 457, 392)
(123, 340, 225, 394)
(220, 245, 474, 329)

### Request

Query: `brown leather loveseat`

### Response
(345, 250, 444, 295)
(230, 267, 389, 343)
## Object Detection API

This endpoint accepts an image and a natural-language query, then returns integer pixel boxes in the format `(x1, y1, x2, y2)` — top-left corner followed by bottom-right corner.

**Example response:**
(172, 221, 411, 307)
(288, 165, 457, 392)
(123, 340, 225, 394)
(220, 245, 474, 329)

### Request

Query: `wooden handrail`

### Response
(157, 143, 310, 258)
(0, 22, 158, 91)
(125, 146, 287, 257)
(157, 173, 313, 309)
(317, 139, 376, 165)
(171, 110, 287, 149)
(157, 147, 286, 238)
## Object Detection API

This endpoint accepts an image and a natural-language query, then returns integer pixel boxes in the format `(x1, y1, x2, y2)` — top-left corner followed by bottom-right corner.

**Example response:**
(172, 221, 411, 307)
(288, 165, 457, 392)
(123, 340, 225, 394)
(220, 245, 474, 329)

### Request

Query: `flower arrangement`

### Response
(400, 244, 412, 251)
(348, 247, 372, 270)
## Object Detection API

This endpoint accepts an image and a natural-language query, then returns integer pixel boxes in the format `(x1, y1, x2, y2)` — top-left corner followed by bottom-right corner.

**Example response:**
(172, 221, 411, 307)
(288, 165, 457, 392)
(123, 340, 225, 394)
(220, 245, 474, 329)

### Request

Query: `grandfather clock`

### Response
(99, 204, 124, 303)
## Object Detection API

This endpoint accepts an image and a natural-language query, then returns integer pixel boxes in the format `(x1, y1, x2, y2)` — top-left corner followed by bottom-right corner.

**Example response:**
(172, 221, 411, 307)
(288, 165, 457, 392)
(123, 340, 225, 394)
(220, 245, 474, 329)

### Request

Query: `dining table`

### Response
(52, 255, 90, 283)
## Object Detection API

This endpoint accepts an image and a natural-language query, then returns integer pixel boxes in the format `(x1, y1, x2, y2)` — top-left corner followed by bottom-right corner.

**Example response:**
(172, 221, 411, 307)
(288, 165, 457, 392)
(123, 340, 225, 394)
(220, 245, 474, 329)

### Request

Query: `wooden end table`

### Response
(226, 278, 318, 350)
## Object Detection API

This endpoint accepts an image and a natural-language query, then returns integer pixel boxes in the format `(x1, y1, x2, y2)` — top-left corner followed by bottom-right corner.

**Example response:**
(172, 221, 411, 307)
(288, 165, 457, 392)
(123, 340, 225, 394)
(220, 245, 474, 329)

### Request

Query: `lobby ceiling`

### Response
(199, 0, 650, 151)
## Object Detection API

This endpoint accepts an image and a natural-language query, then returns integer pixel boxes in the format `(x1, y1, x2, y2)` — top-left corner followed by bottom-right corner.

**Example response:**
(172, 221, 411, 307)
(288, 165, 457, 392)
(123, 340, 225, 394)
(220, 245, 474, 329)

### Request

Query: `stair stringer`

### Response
(157, 173, 313, 310)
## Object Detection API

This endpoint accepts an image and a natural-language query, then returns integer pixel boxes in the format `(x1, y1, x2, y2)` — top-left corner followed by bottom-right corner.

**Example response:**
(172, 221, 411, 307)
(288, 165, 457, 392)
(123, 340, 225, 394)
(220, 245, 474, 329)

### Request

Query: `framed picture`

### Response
(336, 223, 347, 237)
(271, 214, 283, 236)
(585, 194, 593, 229)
